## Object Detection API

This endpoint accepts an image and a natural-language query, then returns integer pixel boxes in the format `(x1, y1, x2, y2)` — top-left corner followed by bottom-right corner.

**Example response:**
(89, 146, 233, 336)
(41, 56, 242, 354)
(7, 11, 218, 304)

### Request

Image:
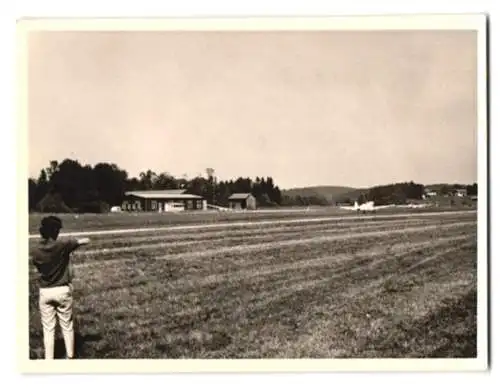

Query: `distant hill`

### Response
(282, 186, 367, 203)
(425, 183, 468, 191)
(282, 182, 476, 206)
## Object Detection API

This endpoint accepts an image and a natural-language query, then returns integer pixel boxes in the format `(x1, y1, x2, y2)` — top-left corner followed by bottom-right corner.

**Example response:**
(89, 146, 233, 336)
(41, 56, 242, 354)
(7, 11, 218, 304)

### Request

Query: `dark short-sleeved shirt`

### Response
(30, 238, 80, 288)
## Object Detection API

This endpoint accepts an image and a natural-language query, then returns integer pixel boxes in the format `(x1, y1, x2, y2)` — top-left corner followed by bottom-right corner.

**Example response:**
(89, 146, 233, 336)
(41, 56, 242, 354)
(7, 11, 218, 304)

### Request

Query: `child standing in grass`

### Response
(30, 216, 90, 360)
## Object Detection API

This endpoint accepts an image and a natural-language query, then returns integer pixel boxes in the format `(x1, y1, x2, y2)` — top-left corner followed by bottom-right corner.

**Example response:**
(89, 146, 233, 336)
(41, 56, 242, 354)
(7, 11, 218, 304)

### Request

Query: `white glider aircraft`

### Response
(338, 201, 395, 213)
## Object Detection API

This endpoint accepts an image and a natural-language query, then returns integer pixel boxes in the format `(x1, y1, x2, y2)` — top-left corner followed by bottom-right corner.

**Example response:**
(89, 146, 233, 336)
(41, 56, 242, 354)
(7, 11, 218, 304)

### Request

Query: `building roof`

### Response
(129, 189, 187, 195)
(125, 190, 202, 199)
(228, 193, 253, 200)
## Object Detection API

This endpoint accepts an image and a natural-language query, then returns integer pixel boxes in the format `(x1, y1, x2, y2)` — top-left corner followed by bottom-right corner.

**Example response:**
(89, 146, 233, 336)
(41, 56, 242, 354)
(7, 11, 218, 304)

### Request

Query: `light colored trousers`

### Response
(39, 285, 74, 359)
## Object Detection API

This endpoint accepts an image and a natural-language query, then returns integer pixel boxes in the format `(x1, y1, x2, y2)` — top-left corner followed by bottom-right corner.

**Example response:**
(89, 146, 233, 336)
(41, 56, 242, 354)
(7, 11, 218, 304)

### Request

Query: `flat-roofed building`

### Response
(121, 189, 206, 212)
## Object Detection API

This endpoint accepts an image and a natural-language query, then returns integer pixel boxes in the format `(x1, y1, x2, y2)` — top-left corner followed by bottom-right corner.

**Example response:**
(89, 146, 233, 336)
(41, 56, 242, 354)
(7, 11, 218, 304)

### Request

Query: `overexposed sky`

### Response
(27, 30, 477, 189)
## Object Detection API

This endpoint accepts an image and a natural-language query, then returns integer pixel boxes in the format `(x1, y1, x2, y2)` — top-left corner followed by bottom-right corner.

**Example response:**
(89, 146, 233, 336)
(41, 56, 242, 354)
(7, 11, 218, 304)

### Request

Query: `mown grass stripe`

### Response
(76, 217, 433, 246)
(27, 210, 476, 239)
(69, 218, 447, 256)
(145, 221, 476, 262)
(83, 233, 475, 307)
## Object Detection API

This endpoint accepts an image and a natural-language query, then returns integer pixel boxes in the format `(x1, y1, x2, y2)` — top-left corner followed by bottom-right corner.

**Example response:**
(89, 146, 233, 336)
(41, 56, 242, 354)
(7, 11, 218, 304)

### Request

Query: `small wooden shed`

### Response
(228, 193, 257, 210)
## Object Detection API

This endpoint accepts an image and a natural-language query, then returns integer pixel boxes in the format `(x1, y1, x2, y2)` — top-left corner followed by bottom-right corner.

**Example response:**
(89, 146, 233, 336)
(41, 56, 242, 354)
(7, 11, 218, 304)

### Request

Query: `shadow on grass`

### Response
(360, 288, 477, 358)
(425, 289, 477, 358)
(30, 331, 103, 360)
(55, 331, 103, 359)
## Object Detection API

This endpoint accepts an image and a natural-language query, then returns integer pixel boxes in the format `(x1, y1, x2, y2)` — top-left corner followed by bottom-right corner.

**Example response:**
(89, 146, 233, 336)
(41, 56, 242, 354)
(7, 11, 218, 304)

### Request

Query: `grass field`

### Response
(28, 209, 478, 359)
(27, 205, 474, 235)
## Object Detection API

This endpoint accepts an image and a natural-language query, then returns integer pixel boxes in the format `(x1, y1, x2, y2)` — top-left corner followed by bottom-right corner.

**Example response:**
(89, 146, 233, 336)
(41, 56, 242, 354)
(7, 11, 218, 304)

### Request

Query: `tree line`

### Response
(29, 159, 312, 213)
(363, 181, 426, 205)
(337, 181, 478, 206)
(29, 159, 478, 213)
(432, 183, 478, 196)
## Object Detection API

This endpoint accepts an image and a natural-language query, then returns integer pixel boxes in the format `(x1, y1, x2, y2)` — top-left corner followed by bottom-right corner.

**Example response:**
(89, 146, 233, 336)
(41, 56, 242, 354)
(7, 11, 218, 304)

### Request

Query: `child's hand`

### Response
(77, 238, 90, 245)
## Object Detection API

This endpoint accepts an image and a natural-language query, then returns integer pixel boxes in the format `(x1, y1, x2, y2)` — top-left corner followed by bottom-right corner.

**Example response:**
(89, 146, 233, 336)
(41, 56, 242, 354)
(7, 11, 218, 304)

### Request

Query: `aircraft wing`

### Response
(338, 206, 357, 211)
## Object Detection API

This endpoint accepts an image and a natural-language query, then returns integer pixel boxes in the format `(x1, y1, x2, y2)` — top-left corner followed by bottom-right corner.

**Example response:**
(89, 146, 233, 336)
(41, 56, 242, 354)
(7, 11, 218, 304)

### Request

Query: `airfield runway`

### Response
(28, 209, 476, 239)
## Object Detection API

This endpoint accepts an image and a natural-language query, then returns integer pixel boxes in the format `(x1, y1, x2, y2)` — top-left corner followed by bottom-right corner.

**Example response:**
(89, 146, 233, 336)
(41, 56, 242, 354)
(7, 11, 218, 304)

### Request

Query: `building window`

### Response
(151, 200, 157, 210)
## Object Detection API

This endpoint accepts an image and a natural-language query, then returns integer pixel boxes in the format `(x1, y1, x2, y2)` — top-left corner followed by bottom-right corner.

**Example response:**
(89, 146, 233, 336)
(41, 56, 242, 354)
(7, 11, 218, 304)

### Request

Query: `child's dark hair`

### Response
(39, 216, 63, 239)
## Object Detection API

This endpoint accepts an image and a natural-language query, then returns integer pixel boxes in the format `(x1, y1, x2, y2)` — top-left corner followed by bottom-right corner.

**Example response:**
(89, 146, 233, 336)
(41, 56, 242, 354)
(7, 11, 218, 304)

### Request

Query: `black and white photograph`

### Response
(18, 15, 488, 373)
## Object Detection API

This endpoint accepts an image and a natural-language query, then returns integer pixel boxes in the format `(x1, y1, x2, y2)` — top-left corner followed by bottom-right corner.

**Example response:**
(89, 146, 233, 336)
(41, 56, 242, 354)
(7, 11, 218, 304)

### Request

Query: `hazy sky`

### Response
(28, 30, 477, 189)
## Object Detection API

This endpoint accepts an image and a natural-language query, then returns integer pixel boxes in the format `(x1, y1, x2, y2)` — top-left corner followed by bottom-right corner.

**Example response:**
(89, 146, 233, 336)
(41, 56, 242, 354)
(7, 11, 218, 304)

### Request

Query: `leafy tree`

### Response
(93, 163, 128, 206)
(152, 172, 178, 190)
(139, 170, 156, 190)
(466, 183, 478, 196)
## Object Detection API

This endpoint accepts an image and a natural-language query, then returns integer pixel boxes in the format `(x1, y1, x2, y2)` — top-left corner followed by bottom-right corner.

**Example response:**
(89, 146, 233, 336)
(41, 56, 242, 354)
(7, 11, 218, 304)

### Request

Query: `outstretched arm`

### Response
(64, 237, 91, 255)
